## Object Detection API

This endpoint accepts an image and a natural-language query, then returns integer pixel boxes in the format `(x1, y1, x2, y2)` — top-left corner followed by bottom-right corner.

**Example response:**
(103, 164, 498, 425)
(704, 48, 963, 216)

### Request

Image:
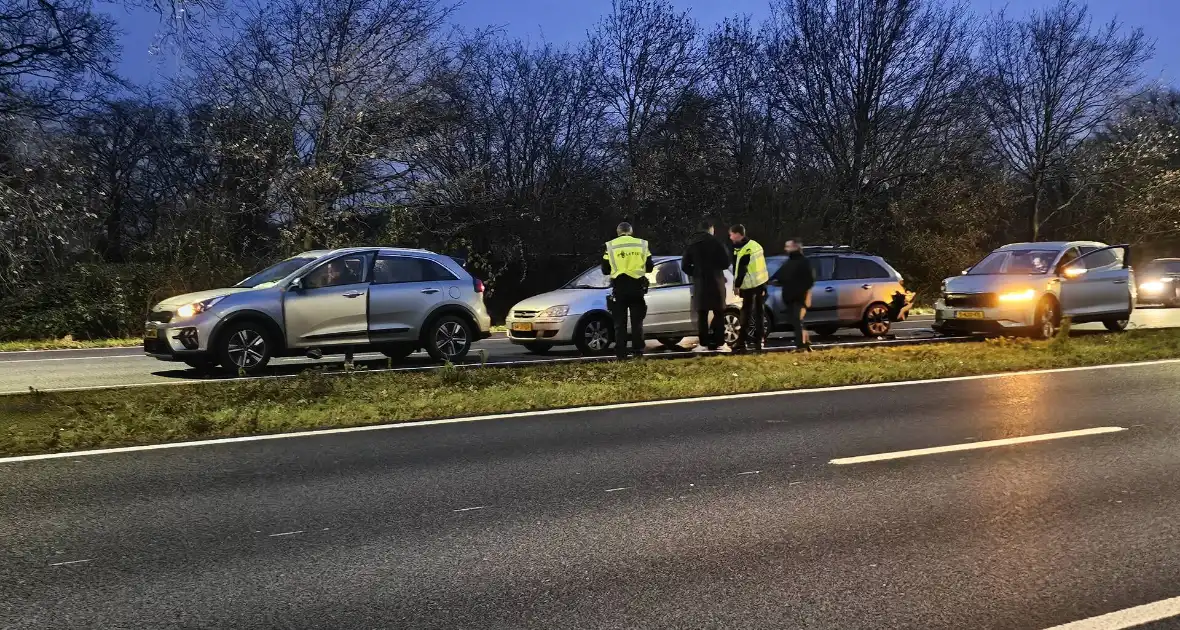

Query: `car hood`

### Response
(943, 274, 1052, 294)
(510, 288, 608, 314)
(154, 287, 254, 310)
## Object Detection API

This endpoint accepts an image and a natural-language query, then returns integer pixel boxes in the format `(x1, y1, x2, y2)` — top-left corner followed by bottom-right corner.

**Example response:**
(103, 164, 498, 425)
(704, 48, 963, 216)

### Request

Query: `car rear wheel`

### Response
(523, 342, 552, 354)
(657, 337, 684, 349)
(425, 315, 473, 362)
(1103, 318, 1130, 332)
(860, 303, 892, 337)
(216, 321, 273, 375)
(1033, 298, 1060, 340)
(574, 315, 613, 355)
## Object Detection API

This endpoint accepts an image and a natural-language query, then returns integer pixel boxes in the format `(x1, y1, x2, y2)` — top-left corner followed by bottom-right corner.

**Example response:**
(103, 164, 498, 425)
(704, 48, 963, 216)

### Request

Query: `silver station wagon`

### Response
(144, 248, 493, 373)
(934, 241, 1134, 338)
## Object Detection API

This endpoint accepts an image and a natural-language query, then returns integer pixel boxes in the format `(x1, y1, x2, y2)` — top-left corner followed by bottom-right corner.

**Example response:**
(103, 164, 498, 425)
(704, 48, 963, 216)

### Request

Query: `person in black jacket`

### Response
(681, 219, 732, 352)
(771, 237, 815, 350)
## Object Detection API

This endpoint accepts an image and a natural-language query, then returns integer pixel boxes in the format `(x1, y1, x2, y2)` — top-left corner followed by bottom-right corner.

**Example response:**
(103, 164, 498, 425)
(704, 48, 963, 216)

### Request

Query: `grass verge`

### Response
(0, 337, 142, 352)
(4, 329, 1180, 458)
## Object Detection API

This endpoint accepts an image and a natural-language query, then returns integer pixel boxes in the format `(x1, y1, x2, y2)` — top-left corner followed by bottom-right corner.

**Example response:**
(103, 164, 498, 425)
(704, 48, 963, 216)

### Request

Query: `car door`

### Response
(367, 255, 455, 343)
(831, 257, 876, 323)
(284, 252, 373, 348)
(804, 256, 838, 325)
(643, 260, 690, 334)
(1061, 246, 1131, 317)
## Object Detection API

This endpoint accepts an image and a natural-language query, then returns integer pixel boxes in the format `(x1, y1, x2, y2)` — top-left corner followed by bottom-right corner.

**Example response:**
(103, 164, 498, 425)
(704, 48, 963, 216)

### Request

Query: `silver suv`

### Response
(934, 241, 1134, 338)
(144, 248, 492, 373)
(765, 247, 916, 338)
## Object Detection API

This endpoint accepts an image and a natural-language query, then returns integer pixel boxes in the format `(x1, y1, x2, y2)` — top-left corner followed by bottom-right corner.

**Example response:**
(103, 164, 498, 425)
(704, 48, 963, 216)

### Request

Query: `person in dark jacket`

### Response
(681, 219, 732, 352)
(771, 237, 815, 350)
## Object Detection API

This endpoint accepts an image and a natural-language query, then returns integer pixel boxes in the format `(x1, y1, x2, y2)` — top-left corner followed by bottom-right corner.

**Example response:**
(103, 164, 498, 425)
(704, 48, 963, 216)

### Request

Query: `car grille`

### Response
(944, 293, 997, 308)
(148, 310, 173, 323)
(513, 310, 539, 319)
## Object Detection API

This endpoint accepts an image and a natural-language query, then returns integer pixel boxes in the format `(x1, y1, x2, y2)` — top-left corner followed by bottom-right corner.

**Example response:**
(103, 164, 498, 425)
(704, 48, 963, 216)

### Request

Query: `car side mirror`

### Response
(289, 277, 304, 292)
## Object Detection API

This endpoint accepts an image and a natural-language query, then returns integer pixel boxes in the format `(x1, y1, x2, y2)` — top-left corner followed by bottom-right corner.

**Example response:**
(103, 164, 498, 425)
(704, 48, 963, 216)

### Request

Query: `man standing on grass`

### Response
(772, 237, 815, 351)
(682, 218, 732, 353)
(729, 224, 768, 353)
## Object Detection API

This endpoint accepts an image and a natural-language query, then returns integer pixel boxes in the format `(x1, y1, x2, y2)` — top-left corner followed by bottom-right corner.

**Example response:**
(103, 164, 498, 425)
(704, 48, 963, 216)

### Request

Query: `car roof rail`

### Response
(803, 245, 875, 256)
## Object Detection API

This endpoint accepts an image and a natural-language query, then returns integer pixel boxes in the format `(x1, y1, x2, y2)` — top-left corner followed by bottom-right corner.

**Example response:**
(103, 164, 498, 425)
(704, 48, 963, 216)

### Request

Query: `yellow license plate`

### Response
(144, 327, 158, 339)
(511, 322, 533, 332)
(955, 311, 985, 320)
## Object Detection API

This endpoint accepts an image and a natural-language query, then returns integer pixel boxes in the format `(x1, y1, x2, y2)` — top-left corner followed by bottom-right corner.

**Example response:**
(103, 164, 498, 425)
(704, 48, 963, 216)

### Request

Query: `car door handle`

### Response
(421, 288, 440, 294)
(862, 284, 872, 290)
(825, 287, 834, 292)
(342, 290, 364, 298)
(1113, 280, 1127, 284)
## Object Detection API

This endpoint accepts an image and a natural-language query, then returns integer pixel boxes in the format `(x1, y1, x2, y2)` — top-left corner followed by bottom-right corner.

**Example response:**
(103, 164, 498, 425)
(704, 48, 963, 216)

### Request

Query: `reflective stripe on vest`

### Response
(604, 235, 650, 279)
(737, 239, 769, 289)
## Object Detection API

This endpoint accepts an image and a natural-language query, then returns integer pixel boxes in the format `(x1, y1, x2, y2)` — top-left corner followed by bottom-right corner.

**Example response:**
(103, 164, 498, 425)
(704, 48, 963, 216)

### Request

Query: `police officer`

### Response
(602, 222, 654, 359)
(728, 224, 769, 353)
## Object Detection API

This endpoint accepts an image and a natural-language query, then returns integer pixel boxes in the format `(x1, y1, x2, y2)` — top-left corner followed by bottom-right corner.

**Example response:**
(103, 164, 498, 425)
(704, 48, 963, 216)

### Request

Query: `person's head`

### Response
(728, 224, 746, 244)
(698, 219, 714, 235)
(785, 238, 803, 254)
(616, 222, 633, 236)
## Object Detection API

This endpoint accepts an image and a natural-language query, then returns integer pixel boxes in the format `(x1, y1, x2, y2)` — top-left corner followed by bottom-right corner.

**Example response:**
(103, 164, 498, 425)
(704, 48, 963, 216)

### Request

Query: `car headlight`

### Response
(175, 296, 227, 319)
(1140, 281, 1164, 293)
(538, 305, 570, 318)
(998, 289, 1036, 303)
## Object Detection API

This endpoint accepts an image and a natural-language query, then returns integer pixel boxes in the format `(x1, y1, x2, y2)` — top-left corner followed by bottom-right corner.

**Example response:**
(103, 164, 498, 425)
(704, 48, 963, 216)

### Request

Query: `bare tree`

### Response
(762, 0, 977, 241)
(979, 0, 1152, 241)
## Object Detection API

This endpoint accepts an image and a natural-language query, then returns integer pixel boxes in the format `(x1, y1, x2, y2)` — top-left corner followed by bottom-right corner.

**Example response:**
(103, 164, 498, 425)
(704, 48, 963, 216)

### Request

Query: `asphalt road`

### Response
(3, 361, 1180, 628)
(0, 318, 939, 394)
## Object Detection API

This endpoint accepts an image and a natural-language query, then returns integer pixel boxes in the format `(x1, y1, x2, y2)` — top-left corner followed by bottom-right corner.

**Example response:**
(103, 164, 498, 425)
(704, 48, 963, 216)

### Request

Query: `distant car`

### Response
(1137, 258, 1180, 307)
(504, 256, 744, 355)
(144, 248, 493, 373)
(933, 241, 1134, 339)
(765, 247, 916, 338)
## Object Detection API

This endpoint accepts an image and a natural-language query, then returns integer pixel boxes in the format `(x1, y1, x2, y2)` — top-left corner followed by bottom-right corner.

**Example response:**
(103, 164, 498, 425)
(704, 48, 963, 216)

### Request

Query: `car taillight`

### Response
(473, 278, 485, 293)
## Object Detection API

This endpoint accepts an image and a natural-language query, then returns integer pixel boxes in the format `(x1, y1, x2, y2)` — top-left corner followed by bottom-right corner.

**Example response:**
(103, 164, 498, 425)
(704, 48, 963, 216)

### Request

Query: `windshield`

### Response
(1146, 261, 1180, 276)
(968, 250, 1060, 275)
(563, 266, 612, 289)
(236, 257, 318, 289)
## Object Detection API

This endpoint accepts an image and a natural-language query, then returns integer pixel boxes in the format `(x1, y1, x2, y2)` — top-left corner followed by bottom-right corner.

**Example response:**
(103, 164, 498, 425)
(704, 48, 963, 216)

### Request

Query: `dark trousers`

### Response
(696, 307, 726, 349)
(785, 300, 808, 347)
(610, 292, 647, 357)
(736, 285, 766, 350)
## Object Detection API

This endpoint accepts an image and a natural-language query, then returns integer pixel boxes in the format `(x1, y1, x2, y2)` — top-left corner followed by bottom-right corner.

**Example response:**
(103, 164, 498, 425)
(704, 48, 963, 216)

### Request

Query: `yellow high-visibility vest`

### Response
(736, 239, 768, 289)
(604, 235, 650, 279)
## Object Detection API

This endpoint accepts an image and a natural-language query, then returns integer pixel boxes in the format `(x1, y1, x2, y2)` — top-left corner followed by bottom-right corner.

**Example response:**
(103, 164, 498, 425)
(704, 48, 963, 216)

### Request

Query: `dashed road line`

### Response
(453, 506, 486, 513)
(829, 426, 1127, 465)
(49, 559, 93, 566)
(267, 530, 304, 537)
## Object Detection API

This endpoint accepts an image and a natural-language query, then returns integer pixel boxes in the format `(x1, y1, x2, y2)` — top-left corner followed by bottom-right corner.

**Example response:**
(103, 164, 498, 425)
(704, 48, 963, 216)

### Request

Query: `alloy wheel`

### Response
(227, 329, 267, 369)
(864, 305, 891, 336)
(584, 319, 611, 352)
(1041, 303, 1058, 339)
(435, 320, 469, 359)
(724, 311, 740, 346)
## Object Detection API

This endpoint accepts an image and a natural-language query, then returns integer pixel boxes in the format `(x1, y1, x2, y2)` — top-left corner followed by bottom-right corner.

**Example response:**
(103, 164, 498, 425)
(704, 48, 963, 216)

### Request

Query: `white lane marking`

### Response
(453, 506, 486, 512)
(829, 426, 1127, 465)
(268, 530, 304, 537)
(49, 559, 92, 566)
(1, 359, 1176, 465)
(1, 354, 146, 364)
(738, 470, 761, 475)
(605, 487, 631, 492)
(1041, 595, 1180, 629)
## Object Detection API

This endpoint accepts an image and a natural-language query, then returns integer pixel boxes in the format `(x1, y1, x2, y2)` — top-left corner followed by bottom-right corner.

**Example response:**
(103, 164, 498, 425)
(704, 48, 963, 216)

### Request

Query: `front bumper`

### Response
(143, 316, 220, 361)
(933, 300, 1037, 333)
(504, 315, 579, 345)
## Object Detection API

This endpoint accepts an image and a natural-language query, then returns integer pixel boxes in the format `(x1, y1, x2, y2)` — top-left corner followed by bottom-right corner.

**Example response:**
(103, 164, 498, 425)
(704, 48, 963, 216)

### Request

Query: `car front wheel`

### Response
(575, 315, 613, 355)
(1034, 299, 1060, 340)
(216, 321, 273, 375)
(426, 316, 473, 362)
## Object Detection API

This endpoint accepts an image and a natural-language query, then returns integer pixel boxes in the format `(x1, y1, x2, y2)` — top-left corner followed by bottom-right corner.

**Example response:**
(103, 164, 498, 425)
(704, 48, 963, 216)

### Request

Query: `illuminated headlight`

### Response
(1140, 281, 1164, 293)
(998, 289, 1036, 303)
(538, 305, 570, 318)
(175, 296, 226, 319)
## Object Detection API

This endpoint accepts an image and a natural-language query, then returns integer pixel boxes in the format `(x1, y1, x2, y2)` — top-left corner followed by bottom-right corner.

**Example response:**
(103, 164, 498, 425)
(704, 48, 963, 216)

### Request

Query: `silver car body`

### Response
(934, 241, 1134, 335)
(765, 249, 915, 336)
(1137, 258, 1180, 306)
(144, 247, 492, 367)
(505, 256, 743, 351)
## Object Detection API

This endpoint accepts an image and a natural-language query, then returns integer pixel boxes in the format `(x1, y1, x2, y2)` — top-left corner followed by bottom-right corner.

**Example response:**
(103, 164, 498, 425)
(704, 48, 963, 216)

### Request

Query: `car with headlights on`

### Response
(504, 256, 743, 355)
(1137, 258, 1180, 307)
(143, 247, 492, 373)
(933, 241, 1134, 339)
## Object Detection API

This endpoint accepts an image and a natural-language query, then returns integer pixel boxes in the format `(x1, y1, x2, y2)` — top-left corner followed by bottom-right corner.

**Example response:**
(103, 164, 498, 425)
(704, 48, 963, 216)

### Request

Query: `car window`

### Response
(303, 254, 369, 289)
(766, 256, 786, 276)
(968, 250, 1059, 275)
(564, 266, 611, 289)
(237, 257, 317, 288)
(810, 256, 835, 281)
(834, 257, 886, 280)
(372, 256, 459, 284)
(1082, 248, 1118, 270)
(1167, 261, 1180, 273)
(1058, 248, 1080, 269)
(648, 260, 684, 288)
(860, 259, 891, 279)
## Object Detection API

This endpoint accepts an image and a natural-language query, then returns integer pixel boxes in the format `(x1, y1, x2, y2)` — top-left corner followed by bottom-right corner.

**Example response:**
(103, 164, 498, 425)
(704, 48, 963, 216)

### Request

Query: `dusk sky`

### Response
(107, 0, 1179, 87)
